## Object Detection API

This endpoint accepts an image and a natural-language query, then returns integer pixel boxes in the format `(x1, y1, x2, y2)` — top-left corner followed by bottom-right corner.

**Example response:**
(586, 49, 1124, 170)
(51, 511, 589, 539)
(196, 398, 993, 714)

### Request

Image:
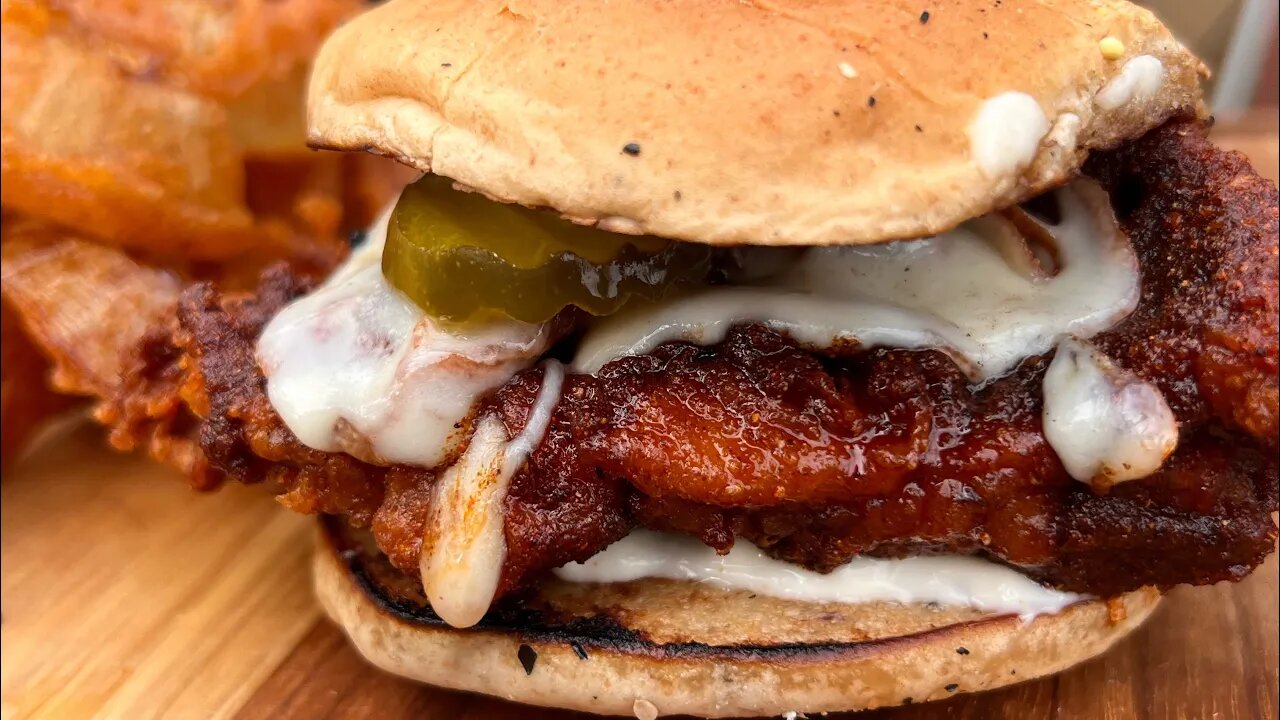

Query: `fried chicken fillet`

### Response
(105, 118, 1279, 602)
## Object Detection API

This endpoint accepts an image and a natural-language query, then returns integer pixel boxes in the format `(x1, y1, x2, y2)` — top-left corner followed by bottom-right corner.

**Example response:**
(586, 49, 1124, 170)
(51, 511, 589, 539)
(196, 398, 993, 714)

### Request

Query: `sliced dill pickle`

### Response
(383, 174, 713, 326)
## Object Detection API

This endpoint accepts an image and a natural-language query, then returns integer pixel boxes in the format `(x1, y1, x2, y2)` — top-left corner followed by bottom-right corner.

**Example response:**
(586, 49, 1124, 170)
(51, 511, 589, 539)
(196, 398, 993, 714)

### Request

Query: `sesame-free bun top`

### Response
(308, 0, 1204, 246)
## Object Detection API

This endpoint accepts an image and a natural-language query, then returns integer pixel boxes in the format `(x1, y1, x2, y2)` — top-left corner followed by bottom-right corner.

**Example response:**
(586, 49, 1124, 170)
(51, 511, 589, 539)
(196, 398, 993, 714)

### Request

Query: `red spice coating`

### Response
(106, 118, 1278, 602)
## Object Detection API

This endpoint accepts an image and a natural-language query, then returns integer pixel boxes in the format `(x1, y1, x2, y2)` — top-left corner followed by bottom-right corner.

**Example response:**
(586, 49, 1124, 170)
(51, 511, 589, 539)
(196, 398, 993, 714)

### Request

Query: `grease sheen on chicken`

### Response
(105, 118, 1279, 604)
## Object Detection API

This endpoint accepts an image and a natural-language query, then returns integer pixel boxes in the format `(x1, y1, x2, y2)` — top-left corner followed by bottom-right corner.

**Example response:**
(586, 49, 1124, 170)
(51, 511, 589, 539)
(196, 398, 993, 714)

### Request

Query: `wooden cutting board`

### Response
(2, 115, 1277, 720)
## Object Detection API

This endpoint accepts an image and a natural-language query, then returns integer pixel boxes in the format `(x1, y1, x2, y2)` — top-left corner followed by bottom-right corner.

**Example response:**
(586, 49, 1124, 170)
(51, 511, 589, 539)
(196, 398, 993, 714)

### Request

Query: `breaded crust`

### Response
(106, 120, 1280, 604)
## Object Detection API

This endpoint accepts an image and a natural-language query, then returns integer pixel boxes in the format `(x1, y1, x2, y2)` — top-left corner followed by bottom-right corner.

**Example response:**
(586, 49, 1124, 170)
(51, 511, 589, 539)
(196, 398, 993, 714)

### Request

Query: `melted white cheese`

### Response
(1096, 55, 1166, 110)
(574, 181, 1138, 383)
(257, 185, 1173, 628)
(968, 91, 1050, 177)
(555, 530, 1083, 620)
(257, 204, 552, 467)
(1043, 337, 1178, 487)
(421, 361, 565, 628)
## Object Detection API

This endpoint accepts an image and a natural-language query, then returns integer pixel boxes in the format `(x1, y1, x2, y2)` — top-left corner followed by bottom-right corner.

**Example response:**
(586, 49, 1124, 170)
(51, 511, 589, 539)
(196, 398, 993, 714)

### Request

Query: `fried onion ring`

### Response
(0, 217, 180, 396)
(1, 301, 77, 472)
(41, 0, 362, 99)
(0, 0, 366, 264)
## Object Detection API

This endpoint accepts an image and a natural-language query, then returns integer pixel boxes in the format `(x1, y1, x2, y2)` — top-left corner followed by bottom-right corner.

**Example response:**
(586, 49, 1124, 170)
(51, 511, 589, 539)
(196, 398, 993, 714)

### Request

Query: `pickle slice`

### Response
(383, 175, 713, 326)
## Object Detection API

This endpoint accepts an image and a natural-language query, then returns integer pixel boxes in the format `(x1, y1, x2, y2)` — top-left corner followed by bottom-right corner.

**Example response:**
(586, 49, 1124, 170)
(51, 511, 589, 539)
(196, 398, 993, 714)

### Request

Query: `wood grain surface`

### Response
(2, 115, 1277, 720)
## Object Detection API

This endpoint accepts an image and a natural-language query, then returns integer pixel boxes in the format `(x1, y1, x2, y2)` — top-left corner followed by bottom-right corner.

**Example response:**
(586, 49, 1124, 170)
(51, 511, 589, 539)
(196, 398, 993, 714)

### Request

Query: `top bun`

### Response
(308, 0, 1204, 246)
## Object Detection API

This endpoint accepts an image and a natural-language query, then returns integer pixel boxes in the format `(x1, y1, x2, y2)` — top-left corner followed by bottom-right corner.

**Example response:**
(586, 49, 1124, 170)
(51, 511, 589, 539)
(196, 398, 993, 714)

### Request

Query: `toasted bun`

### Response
(308, 0, 1203, 247)
(315, 519, 1160, 717)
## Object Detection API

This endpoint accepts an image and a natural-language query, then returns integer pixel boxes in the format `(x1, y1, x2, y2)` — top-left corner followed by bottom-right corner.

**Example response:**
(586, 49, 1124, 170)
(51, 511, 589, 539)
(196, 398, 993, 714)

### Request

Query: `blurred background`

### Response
(1140, 0, 1279, 112)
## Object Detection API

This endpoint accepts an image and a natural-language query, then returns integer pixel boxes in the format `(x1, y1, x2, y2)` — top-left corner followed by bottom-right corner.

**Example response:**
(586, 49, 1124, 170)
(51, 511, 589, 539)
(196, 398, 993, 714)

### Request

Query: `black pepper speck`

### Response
(956, 647, 970, 655)
(903, 697, 914, 705)
(622, 142, 641, 156)
(945, 683, 959, 693)
(673, 190, 683, 201)
(914, 124, 923, 132)
(867, 95, 877, 107)
(347, 229, 368, 248)
(570, 641, 589, 660)
(517, 644, 538, 675)
(441, 62, 453, 68)
(920, 10, 930, 23)
(983, 31, 989, 39)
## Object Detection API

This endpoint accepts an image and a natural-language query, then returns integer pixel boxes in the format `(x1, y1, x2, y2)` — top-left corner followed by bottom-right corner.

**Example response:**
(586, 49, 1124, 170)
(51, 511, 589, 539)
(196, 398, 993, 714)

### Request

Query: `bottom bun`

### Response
(314, 517, 1160, 718)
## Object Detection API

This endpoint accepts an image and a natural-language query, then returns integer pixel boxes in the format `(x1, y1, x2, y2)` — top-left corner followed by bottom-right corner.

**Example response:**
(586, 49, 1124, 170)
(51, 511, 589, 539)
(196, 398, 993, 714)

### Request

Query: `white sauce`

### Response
(968, 91, 1050, 177)
(574, 181, 1138, 383)
(1096, 55, 1166, 110)
(1043, 337, 1178, 487)
(257, 204, 552, 467)
(1045, 112, 1082, 153)
(256, 186, 1173, 627)
(556, 530, 1083, 620)
(421, 361, 565, 628)
(504, 360, 566, 468)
